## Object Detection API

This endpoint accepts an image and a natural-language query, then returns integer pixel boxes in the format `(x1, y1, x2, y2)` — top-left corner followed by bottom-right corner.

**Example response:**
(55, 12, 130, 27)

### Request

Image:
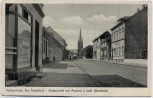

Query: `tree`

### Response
(83, 45, 93, 58)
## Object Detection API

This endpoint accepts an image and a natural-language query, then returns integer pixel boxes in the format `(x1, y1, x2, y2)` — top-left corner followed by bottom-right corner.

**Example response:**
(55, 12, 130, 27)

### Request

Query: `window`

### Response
(113, 48, 115, 56)
(112, 33, 113, 42)
(113, 33, 115, 42)
(122, 30, 124, 38)
(23, 9, 28, 20)
(122, 26, 125, 38)
(117, 33, 118, 41)
(115, 32, 116, 41)
(122, 46, 124, 55)
(44, 39, 46, 53)
(119, 47, 120, 56)
(18, 5, 31, 23)
(120, 30, 122, 39)
(116, 47, 118, 56)
(46, 40, 48, 57)
(42, 37, 44, 53)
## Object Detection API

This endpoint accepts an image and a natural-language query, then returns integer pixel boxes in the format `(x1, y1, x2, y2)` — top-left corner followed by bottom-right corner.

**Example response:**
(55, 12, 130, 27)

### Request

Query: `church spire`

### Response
(79, 28, 83, 42)
(78, 28, 83, 59)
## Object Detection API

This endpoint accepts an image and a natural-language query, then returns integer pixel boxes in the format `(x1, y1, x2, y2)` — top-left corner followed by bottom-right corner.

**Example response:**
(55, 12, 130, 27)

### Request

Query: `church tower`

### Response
(77, 29, 83, 59)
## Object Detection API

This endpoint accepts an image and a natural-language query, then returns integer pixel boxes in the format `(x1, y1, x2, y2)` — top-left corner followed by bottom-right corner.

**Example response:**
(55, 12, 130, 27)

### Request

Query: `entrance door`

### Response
(35, 20, 39, 71)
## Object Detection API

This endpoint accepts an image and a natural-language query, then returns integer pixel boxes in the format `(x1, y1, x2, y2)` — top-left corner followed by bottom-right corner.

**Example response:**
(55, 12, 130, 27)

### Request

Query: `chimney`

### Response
(142, 4, 146, 8)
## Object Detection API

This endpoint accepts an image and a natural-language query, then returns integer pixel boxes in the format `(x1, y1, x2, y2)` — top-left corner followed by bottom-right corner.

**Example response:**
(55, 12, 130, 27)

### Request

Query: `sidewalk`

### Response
(24, 61, 97, 87)
(85, 59, 147, 68)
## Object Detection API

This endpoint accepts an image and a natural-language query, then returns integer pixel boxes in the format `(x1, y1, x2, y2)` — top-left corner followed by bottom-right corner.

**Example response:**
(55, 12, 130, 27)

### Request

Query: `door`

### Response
(35, 20, 39, 70)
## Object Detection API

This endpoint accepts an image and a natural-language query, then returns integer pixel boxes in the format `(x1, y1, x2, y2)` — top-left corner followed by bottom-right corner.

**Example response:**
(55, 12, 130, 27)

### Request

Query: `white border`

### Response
(1, 0, 152, 96)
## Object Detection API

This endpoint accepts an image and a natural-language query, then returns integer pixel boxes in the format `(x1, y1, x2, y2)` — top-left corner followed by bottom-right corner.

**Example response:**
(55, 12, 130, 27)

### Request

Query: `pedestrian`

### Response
(71, 56, 73, 61)
(53, 56, 55, 63)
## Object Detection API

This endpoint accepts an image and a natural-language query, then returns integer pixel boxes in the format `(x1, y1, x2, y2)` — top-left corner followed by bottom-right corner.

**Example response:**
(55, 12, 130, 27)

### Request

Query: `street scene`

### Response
(5, 4, 147, 87)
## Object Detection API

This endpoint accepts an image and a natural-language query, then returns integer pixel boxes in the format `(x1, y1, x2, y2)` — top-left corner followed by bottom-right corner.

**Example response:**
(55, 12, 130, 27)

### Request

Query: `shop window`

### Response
(18, 16, 31, 68)
(6, 4, 32, 69)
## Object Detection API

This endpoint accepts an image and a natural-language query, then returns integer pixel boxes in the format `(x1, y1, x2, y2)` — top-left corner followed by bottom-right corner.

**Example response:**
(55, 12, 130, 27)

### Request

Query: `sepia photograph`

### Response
(1, 0, 151, 96)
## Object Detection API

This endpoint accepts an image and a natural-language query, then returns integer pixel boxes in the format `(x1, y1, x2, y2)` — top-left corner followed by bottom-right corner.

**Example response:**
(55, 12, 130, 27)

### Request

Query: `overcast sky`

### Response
(43, 4, 144, 49)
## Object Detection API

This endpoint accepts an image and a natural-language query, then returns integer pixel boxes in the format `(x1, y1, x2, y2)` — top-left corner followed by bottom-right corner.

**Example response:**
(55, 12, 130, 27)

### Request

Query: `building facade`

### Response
(100, 31, 111, 60)
(111, 19, 126, 62)
(93, 31, 111, 60)
(77, 29, 83, 59)
(111, 5, 147, 62)
(42, 27, 67, 63)
(5, 4, 45, 84)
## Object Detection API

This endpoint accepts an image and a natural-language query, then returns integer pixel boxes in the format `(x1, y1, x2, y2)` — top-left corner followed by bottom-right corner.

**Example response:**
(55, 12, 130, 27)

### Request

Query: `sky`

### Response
(43, 4, 144, 49)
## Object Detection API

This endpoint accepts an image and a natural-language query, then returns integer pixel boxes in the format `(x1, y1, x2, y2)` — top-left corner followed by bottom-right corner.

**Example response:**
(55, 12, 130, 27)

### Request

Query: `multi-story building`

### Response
(111, 5, 147, 62)
(77, 29, 83, 59)
(93, 31, 111, 60)
(93, 38, 98, 59)
(42, 26, 67, 63)
(5, 4, 45, 85)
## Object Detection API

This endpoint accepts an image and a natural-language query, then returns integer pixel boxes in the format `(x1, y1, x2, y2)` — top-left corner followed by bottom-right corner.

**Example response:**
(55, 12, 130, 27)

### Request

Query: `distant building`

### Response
(5, 4, 45, 84)
(93, 31, 111, 60)
(111, 5, 147, 62)
(77, 29, 83, 59)
(67, 49, 78, 60)
(42, 26, 67, 63)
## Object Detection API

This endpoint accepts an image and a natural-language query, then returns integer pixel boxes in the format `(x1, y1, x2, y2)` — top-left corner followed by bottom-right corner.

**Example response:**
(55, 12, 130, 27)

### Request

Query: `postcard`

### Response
(1, 0, 151, 96)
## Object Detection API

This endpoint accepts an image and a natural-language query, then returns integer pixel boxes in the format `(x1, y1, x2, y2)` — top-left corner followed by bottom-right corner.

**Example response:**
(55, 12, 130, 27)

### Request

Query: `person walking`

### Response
(53, 56, 55, 63)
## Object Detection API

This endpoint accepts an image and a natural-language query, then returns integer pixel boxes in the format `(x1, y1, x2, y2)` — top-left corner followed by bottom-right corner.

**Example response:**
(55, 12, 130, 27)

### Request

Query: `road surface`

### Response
(24, 59, 147, 87)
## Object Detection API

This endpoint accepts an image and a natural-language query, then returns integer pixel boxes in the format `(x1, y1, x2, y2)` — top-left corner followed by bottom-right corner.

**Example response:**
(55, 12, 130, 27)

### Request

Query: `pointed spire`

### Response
(79, 28, 83, 41)
(78, 28, 83, 59)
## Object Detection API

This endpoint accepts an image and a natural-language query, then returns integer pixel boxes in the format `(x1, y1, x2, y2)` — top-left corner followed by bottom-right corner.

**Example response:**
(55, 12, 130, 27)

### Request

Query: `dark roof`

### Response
(43, 27, 64, 48)
(111, 5, 147, 31)
(111, 16, 130, 30)
(46, 26, 67, 47)
(93, 31, 111, 42)
(127, 5, 147, 23)
(117, 16, 130, 22)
